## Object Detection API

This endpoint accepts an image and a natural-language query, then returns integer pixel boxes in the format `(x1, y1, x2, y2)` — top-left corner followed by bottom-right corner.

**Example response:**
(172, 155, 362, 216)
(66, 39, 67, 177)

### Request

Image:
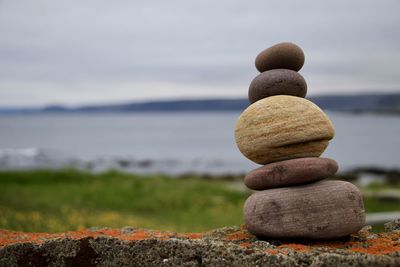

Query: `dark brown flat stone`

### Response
(244, 157, 338, 190)
(248, 69, 307, 103)
(255, 42, 305, 72)
(244, 180, 366, 239)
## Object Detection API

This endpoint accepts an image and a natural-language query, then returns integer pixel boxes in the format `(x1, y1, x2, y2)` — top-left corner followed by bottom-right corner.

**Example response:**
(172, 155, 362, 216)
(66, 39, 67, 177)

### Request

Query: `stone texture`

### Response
(2, 224, 400, 266)
(244, 180, 365, 239)
(255, 42, 305, 72)
(244, 157, 338, 190)
(235, 95, 335, 165)
(248, 69, 307, 103)
(384, 219, 400, 232)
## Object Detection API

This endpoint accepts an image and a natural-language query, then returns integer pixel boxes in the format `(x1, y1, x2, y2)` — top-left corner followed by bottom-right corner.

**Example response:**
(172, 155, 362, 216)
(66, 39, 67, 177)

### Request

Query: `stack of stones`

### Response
(235, 42, 366, 239)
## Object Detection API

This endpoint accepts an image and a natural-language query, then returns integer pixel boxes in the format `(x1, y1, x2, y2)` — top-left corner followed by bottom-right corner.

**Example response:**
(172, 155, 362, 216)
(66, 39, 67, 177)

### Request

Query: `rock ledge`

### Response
(1, 222, 400, 266)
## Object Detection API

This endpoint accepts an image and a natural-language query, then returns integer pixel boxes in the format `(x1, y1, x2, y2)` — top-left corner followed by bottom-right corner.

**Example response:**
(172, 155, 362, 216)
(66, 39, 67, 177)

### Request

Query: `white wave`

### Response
(0, 148, 73, 169)
(0, 148, 250, 175)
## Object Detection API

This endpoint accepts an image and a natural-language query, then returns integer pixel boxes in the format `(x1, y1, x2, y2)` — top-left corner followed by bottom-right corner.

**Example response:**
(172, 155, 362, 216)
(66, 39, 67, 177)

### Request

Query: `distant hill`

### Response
(310, 93, 400, 113)
(71, 99, 248, 112)
(1, 93, 400, 114)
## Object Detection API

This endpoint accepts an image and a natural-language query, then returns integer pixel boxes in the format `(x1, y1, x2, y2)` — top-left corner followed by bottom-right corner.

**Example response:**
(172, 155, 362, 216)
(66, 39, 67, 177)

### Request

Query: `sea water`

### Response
(0, 112, 399, 174)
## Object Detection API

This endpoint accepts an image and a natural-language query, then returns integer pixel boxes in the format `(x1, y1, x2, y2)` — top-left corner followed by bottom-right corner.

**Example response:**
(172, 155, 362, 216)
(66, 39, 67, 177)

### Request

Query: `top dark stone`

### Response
(255, 42, 305, 72)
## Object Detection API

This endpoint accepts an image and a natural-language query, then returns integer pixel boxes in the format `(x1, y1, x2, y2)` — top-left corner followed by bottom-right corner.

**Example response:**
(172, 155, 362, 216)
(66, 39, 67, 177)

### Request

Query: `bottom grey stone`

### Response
(244, 180, 366, 239)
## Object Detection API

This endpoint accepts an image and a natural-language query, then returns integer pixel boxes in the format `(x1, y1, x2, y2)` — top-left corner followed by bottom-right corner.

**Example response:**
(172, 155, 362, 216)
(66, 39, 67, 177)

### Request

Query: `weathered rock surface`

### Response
(248, 69, 307, 103)
(244, 157, 338, 190)
(2, 223, 400, 266)
(255, 42, 305, 72)
(235, 95, 335, 164)
(244, 180, 365, 239)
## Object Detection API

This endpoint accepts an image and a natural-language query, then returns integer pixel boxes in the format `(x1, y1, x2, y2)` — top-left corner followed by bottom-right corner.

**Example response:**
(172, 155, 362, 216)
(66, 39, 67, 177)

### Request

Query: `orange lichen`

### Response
(67, 229, 122, 240)
(2, 227, 400, 256)
(349, 246, 399, 255)
(264, 249, 279, 255)
(123, 230, 150, 241)
(348, 236, 400, 255)
(149, 230, 173, 240)
(309, 241, 344, 249)
(225, 230, 254, 241)
(279, 244, 310, 253)
(0, 228, 205, 247)
(0, 230, 58, 246)
(239, 242, 252, 248)
(182, 233, 202, 239)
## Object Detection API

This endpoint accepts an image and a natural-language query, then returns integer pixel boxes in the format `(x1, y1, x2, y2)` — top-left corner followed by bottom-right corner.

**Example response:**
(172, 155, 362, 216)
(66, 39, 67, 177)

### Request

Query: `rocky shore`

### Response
(2, 221, 400, 266)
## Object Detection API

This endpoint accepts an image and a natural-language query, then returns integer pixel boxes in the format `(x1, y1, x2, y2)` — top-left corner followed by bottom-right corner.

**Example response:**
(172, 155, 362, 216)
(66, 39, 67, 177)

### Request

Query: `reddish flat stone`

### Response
(244, 157, 338, 190)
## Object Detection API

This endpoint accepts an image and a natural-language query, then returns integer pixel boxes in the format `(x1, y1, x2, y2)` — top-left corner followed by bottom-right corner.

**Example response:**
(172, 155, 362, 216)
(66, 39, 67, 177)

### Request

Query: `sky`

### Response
(0, 0, 400, 107)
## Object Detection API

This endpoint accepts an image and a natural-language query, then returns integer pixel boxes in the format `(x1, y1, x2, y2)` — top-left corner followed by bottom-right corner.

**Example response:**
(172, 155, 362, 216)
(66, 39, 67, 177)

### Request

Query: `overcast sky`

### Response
(1, 0, 400, 107)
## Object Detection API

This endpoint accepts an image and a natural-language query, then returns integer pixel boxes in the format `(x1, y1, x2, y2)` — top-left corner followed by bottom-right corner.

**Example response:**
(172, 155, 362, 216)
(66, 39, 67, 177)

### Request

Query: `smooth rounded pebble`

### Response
(248, 69, 307, 103)
(235, 95, 335, 165)
(255, 42, 305, 72)
(244, 157, 338, 190)
(244, 180, 366, 239)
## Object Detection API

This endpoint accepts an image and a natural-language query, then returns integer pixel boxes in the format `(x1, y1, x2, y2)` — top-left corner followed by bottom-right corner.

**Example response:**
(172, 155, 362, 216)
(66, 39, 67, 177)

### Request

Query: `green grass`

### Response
(0, 169, 248, 232)
(0, 170, 399, 233)
(363, 198, 400, 213)
(359, 181, 400, 212)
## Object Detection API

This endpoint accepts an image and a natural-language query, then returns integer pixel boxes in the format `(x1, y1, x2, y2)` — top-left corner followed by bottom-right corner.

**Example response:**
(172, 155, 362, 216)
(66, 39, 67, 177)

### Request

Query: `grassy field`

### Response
(0, 169, 247, 232)
(0, 169, 399, 233)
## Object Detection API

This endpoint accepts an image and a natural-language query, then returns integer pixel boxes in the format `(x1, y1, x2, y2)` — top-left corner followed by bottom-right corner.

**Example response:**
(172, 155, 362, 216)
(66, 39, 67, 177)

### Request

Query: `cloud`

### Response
(0, 0, 400, 106)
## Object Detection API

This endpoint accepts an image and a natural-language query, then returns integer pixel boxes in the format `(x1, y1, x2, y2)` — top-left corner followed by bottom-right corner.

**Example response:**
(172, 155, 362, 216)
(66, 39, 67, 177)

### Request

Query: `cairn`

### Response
(235, 42, 365, 239)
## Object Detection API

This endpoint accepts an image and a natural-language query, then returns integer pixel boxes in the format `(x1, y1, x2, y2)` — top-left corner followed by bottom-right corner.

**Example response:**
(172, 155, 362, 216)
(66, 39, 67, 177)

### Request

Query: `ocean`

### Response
(0, 112, 399, 174)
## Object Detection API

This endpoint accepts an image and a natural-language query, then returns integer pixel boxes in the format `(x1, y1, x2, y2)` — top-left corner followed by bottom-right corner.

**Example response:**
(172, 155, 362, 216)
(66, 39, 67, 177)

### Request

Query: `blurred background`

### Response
(0, 0, 399, 233)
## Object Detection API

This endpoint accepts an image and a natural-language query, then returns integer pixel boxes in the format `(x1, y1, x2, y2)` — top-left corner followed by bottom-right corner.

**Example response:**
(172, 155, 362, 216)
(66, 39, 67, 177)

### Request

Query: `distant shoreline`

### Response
(1, 93, 400, 115)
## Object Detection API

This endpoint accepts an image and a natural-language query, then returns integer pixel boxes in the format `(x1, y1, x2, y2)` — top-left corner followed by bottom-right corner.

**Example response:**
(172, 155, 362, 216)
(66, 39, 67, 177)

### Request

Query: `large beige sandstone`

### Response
(235, 95, 335, 164)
